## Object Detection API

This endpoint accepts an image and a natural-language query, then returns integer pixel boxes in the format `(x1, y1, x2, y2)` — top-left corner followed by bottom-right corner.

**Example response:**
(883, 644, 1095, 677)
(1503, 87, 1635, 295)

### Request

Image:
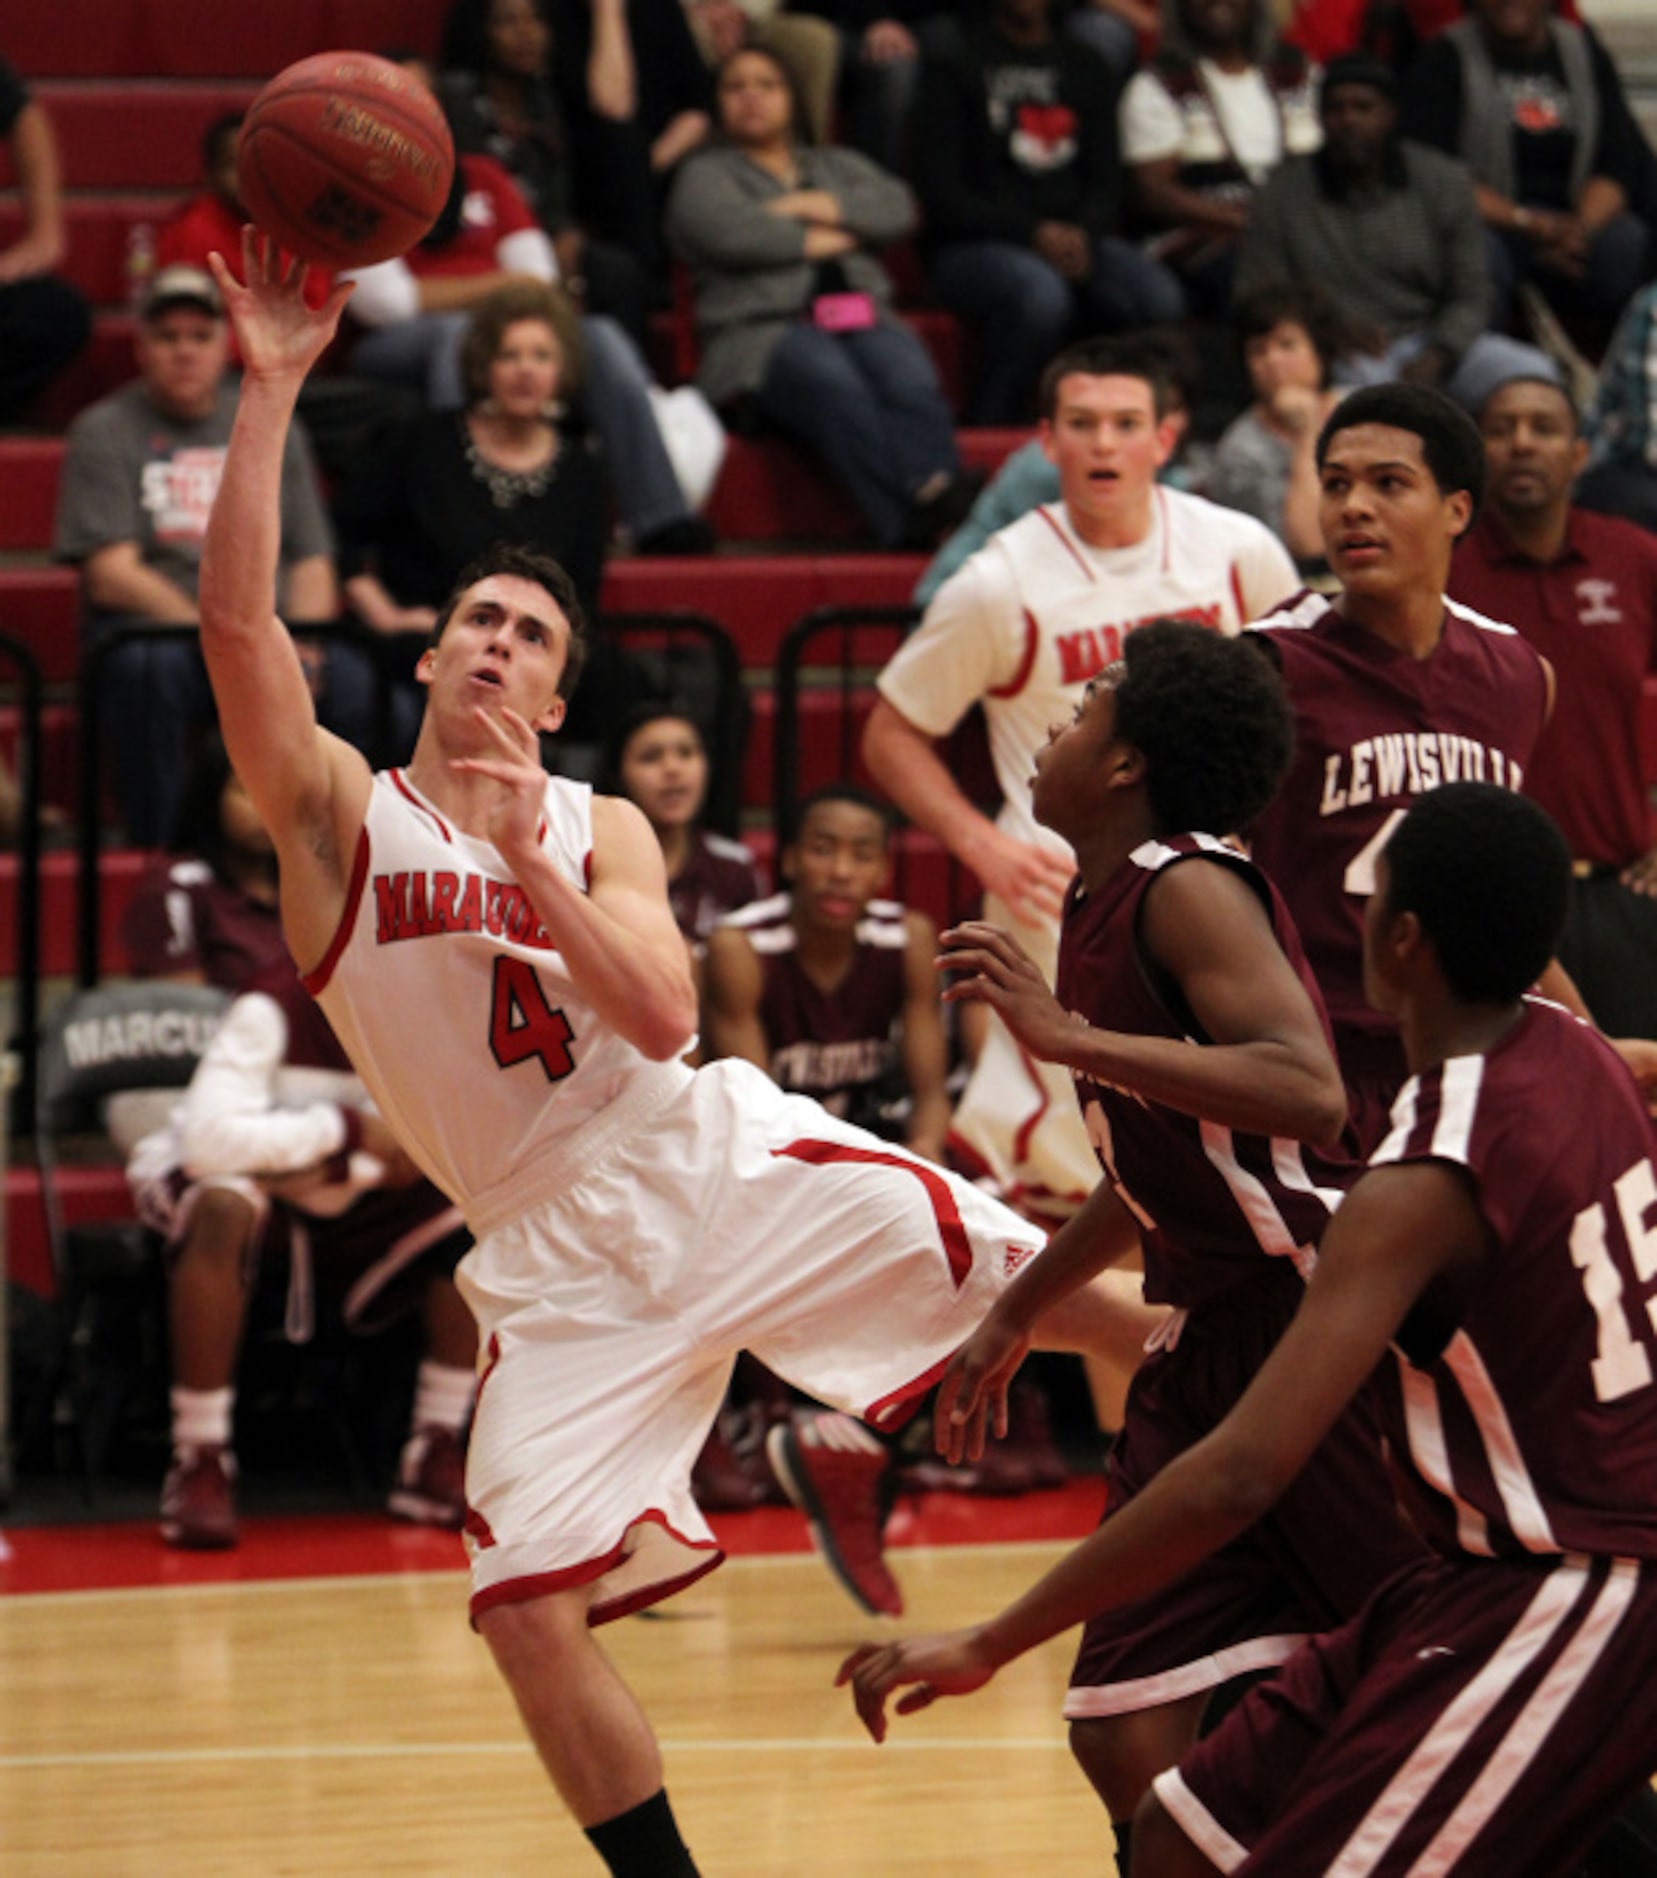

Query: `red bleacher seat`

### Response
(0, 84, 259, 191)
(6, 0, 449, 80)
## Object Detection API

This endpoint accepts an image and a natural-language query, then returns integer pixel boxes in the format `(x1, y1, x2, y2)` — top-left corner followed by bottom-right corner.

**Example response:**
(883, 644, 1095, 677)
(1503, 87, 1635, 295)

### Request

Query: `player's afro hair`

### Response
(1111, 621, 1295, 836)
(1380, 783, 1570, 1004)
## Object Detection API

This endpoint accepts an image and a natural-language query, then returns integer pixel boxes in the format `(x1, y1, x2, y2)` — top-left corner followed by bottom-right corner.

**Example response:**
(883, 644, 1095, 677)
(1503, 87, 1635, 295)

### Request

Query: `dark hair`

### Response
(1477, 373, 1580, 434)
(1233, 282, 1350, 387)
(714, 42, 815, 148)
(1316, 383, 1486, 517)
(1037, 335, 1182, 422)
(440, 0, 551, 78)
(599, 698, 707, 798)
(792, 781, 893, 842)
(170, 731, 243, 873)
(1380, 783, 1569, 1004)
(1112, 622, 1295, 834)
(201, 110, 244, 174)
(432, 542, 590, 698)
(459, 280, 585, 404)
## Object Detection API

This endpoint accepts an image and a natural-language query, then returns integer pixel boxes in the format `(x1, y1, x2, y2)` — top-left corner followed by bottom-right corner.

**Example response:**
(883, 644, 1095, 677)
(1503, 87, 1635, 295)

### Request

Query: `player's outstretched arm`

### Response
(701, 927, 771, 1069)
(840, 1160, 1484, 1741)
(198, 231, 370, 965)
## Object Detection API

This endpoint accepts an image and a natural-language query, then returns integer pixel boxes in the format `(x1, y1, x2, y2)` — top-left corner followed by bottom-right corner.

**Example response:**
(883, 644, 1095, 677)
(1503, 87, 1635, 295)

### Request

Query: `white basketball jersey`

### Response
(880, 490, 1299, 856)
(304, 769, 687, 1225)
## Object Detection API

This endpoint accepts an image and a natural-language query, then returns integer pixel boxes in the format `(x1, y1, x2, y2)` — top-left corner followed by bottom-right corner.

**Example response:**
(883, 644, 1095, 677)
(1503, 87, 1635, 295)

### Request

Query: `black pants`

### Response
(1558, 869, 1657, 1039)
(0, 273, 90, 420)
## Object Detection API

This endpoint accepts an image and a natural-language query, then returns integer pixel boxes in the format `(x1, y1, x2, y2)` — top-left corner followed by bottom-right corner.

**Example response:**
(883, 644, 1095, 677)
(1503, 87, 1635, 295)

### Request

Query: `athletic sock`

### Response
(410, 1360, 474, 1436)
(171, 1385, 233, 1453)
(1113, 1819, 1133, 1873)
(584, 1789, 699, 1878)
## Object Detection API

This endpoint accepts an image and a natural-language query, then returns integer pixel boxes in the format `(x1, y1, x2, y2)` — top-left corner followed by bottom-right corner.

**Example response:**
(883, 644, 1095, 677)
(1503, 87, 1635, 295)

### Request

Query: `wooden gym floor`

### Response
(0, 1484, 1120, 1876)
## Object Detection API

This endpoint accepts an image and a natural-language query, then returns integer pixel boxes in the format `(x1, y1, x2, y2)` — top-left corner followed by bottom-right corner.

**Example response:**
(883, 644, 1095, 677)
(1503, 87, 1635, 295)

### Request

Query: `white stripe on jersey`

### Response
(1430, 1055, 1483, 1163)
(1397, 1356, 1495, 1556)
(715, 892, 908, 954)
(1441, 1332, 1559, 1554)
(1248, 591, 1520, 639)
(1198, 1119, 1322, 1278)
(1325, 1558, 1595, 1877)
(1372, 1077, 1421, 1167)
(1412, 1559, 1639, 1874)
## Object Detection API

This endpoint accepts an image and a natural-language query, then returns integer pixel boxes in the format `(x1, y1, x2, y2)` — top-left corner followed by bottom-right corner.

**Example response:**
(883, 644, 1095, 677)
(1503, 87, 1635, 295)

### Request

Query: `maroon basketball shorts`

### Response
(1158, 1550, 1657, 1874)
(1066, 1287, 1422, 1720)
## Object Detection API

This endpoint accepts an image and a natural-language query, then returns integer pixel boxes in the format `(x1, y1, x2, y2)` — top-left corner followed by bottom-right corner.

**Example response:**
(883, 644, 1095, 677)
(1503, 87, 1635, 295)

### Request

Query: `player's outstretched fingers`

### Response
(836, 1642, 894, 1743)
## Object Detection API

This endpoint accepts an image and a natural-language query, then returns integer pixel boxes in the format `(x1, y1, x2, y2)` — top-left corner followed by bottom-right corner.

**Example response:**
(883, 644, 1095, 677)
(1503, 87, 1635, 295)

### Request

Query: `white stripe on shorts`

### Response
(1409, 1558, 1638, 1874)
(1325, 1558, 1593, 1877)
(1152, 1765, 1249, 1873)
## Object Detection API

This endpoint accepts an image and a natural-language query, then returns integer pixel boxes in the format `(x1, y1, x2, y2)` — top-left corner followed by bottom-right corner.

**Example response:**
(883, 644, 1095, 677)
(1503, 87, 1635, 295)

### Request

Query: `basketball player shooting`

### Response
(197, 232, 1047, 1878)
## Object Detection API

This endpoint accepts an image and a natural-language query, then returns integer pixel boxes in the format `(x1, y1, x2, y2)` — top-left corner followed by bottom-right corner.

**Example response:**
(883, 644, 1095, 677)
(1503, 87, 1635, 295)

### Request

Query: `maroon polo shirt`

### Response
(1450, 506, 1657, 867)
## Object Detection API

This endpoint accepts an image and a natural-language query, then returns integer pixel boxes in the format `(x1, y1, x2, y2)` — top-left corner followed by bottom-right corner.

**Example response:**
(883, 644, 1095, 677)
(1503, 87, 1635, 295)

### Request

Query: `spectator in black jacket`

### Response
(910, 0, 1183, 425)
(1397, 0, 1653, 334)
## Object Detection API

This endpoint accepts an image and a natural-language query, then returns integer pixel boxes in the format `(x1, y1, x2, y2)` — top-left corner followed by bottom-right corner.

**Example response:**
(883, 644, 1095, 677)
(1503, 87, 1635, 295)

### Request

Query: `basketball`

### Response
(236, 51, 456, 270)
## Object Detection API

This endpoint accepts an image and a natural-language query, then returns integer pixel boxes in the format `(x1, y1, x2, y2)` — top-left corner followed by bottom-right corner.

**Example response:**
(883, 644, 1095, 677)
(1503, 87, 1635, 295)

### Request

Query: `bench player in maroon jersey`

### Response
(845, 621, 1421, 1870)
(847, 781, 1657, 1876)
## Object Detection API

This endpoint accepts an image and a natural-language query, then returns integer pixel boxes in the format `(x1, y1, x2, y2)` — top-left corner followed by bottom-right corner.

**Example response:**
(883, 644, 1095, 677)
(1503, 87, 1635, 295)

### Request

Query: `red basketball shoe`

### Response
(159, 1444, 238, 1550)
(766, 1412, 902, 1617)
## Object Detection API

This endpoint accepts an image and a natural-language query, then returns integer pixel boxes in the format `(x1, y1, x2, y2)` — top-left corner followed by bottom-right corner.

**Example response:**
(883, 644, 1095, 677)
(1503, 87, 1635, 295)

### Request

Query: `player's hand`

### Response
(210, 227, 353, 383)
(836, 1630, 999, 1742)
(448, 702, 549, 866)
(862, 19, 917, 62)
(1622, 848, 1657, 897)
(968, 831, 1074, 927)
(1609, 1036, 1657, 1115)
(938, 920, 1079, 1060)
(936, 1312, 1030, 1465)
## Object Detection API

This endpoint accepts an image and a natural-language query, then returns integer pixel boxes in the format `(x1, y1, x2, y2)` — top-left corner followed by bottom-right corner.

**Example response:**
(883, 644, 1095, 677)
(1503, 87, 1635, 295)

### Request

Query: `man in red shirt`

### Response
(1451, 373, 1657, 1038)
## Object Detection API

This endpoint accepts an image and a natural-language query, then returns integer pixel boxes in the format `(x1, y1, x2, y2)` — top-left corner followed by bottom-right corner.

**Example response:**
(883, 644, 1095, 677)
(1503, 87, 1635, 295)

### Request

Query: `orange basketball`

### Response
(236, 51, 456, 270)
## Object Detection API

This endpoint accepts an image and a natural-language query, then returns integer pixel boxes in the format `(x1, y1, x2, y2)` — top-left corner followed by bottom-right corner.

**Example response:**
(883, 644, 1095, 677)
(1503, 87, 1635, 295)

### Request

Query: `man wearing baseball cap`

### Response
(54, 262, 377, 844)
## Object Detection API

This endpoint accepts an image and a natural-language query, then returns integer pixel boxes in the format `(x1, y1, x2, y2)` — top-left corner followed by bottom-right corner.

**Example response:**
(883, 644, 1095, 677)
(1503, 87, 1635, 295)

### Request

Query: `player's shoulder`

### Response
(700, 828, 759, 868)
(1443, 594, 1520, 638)
(857, 896, 913, 949)
(1244, 587, 1332, 638)
(715, 891, 795, 952)
(1160, 484, 1282, 549)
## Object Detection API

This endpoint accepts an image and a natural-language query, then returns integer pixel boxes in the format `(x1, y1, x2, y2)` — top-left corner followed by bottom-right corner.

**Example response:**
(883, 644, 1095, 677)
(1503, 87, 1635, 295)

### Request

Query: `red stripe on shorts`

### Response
(773, 1138, 973, 1288)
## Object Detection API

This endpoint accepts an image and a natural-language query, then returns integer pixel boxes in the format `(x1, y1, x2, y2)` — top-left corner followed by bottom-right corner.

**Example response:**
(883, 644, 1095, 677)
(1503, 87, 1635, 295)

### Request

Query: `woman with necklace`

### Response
(665, 43, 981, 552)
(334, 281, 619, 758)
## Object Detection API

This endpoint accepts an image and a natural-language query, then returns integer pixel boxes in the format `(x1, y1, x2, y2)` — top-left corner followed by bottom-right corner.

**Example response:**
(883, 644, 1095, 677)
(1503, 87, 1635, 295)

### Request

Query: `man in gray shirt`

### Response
(55, 264, 375, 843)
(1236, 51, 1556, 413)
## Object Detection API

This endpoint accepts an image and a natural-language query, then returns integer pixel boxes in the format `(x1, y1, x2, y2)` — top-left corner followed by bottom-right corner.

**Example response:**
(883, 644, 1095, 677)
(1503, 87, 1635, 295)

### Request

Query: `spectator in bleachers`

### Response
(546, 0, 713, 286)
(1204, 281, 1347, 566)
(665, 42, 981, 550)
(347, 52, 717, 559)
(1450, 374, 1657, 1038)
(1118, 0, 1323, 317)
(52, 264, 377, 846)
(909, 0, 1183, 427)
(0, 54, 90, 421)
(1580, 280, 1657, 533)
(334, 280, 619, 755)
(1235, 50, 1559, 411)
(682, 3, 843, 149)
(779, 3, 958, 174)
(156, 111, 418, 487)
(439, 0, 652, 348)
(602, 698, 762, 949)
(1397, 0, 1653, 338)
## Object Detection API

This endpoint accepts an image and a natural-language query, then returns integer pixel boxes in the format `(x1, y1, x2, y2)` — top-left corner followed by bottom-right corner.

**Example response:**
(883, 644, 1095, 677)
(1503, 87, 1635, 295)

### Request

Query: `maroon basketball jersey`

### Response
(667, 828, 763, 943)
(122, 856, 289, 990)
(719, 891, 907, 1129)
(1056, 836, 1360, 1314)
(1371, 999, 1657, 1562)
(1248, 593, 1551, 1060)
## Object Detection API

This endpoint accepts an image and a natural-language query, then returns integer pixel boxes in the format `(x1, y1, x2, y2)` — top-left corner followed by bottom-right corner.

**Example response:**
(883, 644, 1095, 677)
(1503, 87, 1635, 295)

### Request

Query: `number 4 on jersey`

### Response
(490, 955, 577, 1081)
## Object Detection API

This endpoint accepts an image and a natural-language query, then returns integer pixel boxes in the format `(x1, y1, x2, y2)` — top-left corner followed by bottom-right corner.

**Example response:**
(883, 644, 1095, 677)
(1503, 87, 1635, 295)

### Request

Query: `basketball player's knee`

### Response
(477, 1587, 595, 1682)
(179, 1187, 258, 1278)
(1070, 1715, 1139, 1812)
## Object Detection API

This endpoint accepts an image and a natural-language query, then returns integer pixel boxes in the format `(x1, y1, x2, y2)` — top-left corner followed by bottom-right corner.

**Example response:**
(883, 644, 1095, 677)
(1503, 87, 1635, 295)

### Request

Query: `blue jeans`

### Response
(1485, 213, 1652, 330)
(753, 318, 961, 547)
(351, 309, 692, 540)
(928, 237, 1186, 425)
(87, 619, 382, 846)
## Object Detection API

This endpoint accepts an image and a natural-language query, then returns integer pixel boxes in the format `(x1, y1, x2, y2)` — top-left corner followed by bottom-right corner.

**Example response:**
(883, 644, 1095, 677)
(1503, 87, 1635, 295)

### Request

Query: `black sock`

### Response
(1113, 1819, 1133, 1873)
(584, 1789, 699, 1877)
